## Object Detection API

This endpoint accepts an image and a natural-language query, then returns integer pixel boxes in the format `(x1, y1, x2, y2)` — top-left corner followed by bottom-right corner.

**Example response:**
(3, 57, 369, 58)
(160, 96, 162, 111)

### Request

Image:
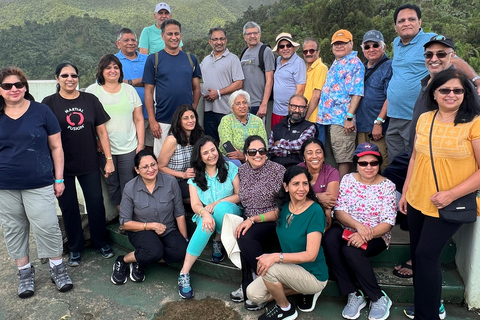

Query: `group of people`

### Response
(1, 2, 480, 320)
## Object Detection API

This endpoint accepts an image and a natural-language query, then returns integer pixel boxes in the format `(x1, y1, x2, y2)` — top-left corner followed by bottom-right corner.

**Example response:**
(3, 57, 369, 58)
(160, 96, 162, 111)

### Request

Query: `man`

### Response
(115, 28, 153, 151)
(142, 19, 202, 155)
(268, 94, 316, 168)
(239, 21, 275, 118)
(302, 37, 328, 145)
(317, 29, 364, 178)
(201, 27, 244, 141)
(356, 30, 392, 172)
(272, 33, 306, 129)
(138, 2, 183, 55)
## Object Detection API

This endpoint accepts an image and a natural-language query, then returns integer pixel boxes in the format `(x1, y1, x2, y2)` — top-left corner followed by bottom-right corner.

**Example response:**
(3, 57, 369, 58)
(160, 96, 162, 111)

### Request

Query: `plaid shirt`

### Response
(268, 122, 316, 158)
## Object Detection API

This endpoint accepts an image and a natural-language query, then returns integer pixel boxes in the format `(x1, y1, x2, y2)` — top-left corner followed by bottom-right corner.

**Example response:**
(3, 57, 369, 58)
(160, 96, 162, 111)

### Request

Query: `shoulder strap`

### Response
(154, 51, 159, 79)
(187, 53, 194, 72)
(240, 46, 248, 60)
(429, 110, 440, 192)
(364, 57, 388, 82)
(258, 44, 269, 73)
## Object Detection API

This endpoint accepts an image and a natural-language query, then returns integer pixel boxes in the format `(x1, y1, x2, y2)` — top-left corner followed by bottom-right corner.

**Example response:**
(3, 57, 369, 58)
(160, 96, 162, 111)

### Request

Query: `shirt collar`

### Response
(116, 50, 140, 61)
(209, 48, 231, 60)
(397, 28, 425, 47)
(136, 173, 165, 193)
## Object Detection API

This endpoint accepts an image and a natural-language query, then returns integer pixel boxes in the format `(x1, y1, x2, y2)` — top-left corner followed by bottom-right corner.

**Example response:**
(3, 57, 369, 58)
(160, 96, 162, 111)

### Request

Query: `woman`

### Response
(218, 90, 267, 166)
(247, 166, 329, 320)
(230, 135, 285, 310)
(158, 104, 204, 199)
(86, 54, 145, 210)
(299, 138, 340, 230)
(399, 69, 480, 320)
(323, 142, 396, 320)
(0, 67, 73, 298)
(42, 62, 115, 267)
(178, 136, 242, 299)
(111, 149, 188, 285)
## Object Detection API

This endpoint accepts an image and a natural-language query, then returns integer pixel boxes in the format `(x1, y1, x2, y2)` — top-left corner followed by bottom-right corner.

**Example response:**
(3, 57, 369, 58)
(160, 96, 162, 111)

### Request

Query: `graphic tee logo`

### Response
(65, 108, 85, 131)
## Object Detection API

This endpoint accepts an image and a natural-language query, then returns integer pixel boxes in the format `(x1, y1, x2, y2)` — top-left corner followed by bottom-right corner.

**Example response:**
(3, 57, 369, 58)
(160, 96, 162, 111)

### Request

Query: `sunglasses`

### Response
(363, 43, 380, 50)
(278, 43, 293, 49)
(423, 51, 452, 59)
(437, 88, 465, 95)
(0, 82, 26, 90)
(246, 147, 267, 156)
(59, 74, 79, 79)
(357, 161, 379, 167)
(302, 49, 317, 55)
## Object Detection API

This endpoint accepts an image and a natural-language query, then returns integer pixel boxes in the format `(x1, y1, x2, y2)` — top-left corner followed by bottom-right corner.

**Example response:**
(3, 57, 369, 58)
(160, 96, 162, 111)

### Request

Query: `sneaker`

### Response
(230, 285, 245, 303)
(258, 302, 298, 320)
(111, 256, 128, 285)
(129, 262, 145, 282)
(368, 291, 392, 320)
(245, 299, 267, 311)
(100, 245, 114, 259)
(17, 266, 35, 298)
(211, 240, 226, 263)
(68, 252, 81, 267)
(342, 290, 367, 319)
(297, 291, 321, 312)
(50, 262, 73, 292)
(178, 273, 194, 299)
(403, 302, 446, 319)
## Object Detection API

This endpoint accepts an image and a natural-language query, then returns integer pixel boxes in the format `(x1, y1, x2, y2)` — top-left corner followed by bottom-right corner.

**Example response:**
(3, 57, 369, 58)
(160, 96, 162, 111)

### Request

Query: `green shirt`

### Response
(218, 113, 267, 155)
(139, 24, 184, 55)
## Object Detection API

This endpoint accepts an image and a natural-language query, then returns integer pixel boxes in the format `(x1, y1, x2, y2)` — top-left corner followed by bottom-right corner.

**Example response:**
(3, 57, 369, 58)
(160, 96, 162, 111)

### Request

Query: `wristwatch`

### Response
(374, 119, 383, 126)
(128, 79, 133, 85)
(279, 252, 283, 263)
(346, 117, 354, 122)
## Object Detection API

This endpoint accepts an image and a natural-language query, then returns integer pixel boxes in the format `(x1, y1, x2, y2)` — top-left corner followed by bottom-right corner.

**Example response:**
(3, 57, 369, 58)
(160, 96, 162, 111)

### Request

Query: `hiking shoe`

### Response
(129, 262, 145, 282)
(68, 252, 81, 267)
(368, 291, 392, 320)
(245, 299, 267, 311)
(17, 266, 35, 298)
(100, 245, 114, 259)
(258, 302, 298, 320)
(297, 291, 321, 312)
(211, 239, 226, 263)
(50, 262, 73, 292)
(403, 302, 446, 319)
(111, 256, 128, 285)
(230, 285, 244, 303)
(178, 273, 194, 299)
(342, 290, 367, 319)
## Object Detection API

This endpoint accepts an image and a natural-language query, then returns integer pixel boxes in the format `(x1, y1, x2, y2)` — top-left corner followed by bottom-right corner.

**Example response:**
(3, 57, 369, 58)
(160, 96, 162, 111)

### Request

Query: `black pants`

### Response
(127, 229, 187, 266)
(407, 204, 462, 320)
(58, 172, 108, 252)
(323, 224, 387, 302)
(237, 221, 279, 297)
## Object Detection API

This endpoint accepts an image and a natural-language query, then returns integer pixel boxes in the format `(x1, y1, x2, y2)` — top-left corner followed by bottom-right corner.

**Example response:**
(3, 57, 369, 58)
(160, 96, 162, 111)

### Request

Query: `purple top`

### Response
(298, 162, 340, 193)
(238, 160, 286, 217)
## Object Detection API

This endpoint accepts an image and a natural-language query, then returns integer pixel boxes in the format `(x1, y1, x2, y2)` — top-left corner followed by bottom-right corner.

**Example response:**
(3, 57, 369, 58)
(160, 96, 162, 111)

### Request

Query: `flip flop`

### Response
(393, 262, 413, 278)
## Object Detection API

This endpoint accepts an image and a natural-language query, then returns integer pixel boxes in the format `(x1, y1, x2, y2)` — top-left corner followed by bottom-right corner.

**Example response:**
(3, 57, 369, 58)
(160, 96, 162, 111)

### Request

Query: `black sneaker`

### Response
(100, 245, 115, 259)
(129, 263, 145, 282)
(211, 240, 226, 263)
(111, 256, 128, 285)
(297, 291, 321, 312)
(259, 302, 298, 320)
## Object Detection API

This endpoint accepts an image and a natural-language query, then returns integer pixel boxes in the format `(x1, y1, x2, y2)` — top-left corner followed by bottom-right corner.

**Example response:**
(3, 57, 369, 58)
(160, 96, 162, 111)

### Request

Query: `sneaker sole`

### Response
(111, 265, 127, 285)
(102, 253, 115, 259)
(284, 309, 298, 320)
(403, 309, 414, 320)
(68, 261, 80, 267)
(368, 298, 392, 320)
(342, 301, 367, 319)
(297, 291, 321, 312)
(18, 290, 34, 299)
(245, 302, 267, 311)
(230, 295, 245, 303)
(178, 291, 195, 299)
(403, 308, 446, 320)
(129, 265, 145, 283)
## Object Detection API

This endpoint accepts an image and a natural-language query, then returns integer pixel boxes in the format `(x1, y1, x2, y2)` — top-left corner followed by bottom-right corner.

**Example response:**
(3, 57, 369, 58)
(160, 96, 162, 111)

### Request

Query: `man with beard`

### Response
(268, 94, 316, 168)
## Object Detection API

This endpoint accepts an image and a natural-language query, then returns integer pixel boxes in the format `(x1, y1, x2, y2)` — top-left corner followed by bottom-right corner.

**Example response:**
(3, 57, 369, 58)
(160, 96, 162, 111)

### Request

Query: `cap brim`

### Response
(356, 151, 381, 157)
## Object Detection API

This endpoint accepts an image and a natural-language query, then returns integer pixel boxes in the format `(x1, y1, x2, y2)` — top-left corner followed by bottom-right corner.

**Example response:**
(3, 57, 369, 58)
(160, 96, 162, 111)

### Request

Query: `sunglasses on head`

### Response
(59, 74, 79, 79)
(0, 82, 26, 90)
(303, 49, 317, 55)
(278, 43, 293, 49)
(423, 51, 451, 59)
(363, 43, 380, 50)
(246, 147, 267, 156)
(357, 160, 379, 167)
(437, 88, 465, 95)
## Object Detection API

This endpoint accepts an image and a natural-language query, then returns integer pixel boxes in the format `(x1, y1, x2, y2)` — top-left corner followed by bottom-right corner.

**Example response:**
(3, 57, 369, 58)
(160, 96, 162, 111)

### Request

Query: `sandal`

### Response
(393, 262, 413, 278)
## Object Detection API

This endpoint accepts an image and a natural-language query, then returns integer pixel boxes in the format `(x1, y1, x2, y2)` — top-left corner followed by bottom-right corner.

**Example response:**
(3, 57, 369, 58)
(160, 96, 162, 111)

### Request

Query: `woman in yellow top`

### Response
(399, 69, 480, 320)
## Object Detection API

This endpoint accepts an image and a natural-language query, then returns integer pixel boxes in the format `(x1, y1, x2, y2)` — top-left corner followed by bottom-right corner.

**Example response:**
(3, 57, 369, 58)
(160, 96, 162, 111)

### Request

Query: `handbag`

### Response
(428, 111, 477, 223)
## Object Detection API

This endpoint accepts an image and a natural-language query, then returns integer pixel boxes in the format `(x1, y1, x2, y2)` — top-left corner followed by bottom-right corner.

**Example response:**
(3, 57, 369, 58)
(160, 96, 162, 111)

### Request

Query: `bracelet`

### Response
(472, 76, 480, 84)
(376, 117, 385, 123)
(346, 112, 354, 118)
(217, 89, 221, 98)
(250, 218, 255, 225)
(106, 157, 113, 160)
(260, 214, 265, 222)
(199, 208, 207, 216)
(143, 222, 147, 231)
(54, 179, 64, 183)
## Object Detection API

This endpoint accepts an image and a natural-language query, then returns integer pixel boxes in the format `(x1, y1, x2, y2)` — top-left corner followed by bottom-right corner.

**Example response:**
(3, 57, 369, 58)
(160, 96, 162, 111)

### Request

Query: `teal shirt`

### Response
(276, 202, 329, 281)
(218, 113, 267, 155)
(139, 24, 184, 55)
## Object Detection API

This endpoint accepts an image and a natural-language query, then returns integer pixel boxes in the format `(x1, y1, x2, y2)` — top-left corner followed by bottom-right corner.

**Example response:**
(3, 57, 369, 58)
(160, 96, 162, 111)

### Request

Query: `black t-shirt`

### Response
(42, 92, 110, 176)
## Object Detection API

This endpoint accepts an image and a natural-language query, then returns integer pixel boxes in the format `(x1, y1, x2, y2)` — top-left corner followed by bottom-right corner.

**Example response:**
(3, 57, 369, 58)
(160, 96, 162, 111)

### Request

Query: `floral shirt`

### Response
(317, 51, 364, 125)
(334, 173, 396, 246)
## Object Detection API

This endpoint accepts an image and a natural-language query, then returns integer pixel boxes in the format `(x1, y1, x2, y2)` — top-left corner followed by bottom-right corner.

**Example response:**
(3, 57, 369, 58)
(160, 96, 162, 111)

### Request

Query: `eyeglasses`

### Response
(138, 163, 158, 171)
(210, 37, 226, 42)
(423, 51, 452, 59)
(0, 82, 26, 90)
(333, 41, 351, 47)
(289, 104, 307, 111)
(245, 32, 259, 36)
(246, 147, 267, 156)
(59, 74, 79, 79)
(363, 43, 380, 50)
(357, 161, 379, 167)
(302, 49, 318, 55)
(278, 43, 293, 49)
(234, 101, 248, 107)
(437, 88, 465, 95)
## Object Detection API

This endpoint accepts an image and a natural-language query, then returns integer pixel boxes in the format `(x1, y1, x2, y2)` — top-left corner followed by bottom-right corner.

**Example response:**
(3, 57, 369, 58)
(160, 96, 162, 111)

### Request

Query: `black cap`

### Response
(424, 35, 455, 50)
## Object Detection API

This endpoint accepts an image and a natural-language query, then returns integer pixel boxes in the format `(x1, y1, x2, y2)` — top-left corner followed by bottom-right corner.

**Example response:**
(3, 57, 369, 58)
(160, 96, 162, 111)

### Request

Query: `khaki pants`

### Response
(357, 132, 389, 173)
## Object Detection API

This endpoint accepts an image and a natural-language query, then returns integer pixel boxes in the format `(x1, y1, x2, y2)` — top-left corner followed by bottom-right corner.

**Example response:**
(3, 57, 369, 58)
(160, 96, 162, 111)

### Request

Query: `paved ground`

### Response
(0, 229, 479, 320)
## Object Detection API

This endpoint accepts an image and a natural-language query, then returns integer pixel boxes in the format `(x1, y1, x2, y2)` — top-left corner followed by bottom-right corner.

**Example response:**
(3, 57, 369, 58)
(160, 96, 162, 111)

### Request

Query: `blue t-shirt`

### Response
(273, 53, 306, 116)
(0, 101, 61, 189)
(142, 50, 202, 123)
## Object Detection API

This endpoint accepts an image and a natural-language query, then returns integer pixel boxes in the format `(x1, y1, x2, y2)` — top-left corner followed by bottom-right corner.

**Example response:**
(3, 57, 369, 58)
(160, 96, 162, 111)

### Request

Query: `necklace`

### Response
(436, 111, 457, 122)
(287, 201, 307, 228)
